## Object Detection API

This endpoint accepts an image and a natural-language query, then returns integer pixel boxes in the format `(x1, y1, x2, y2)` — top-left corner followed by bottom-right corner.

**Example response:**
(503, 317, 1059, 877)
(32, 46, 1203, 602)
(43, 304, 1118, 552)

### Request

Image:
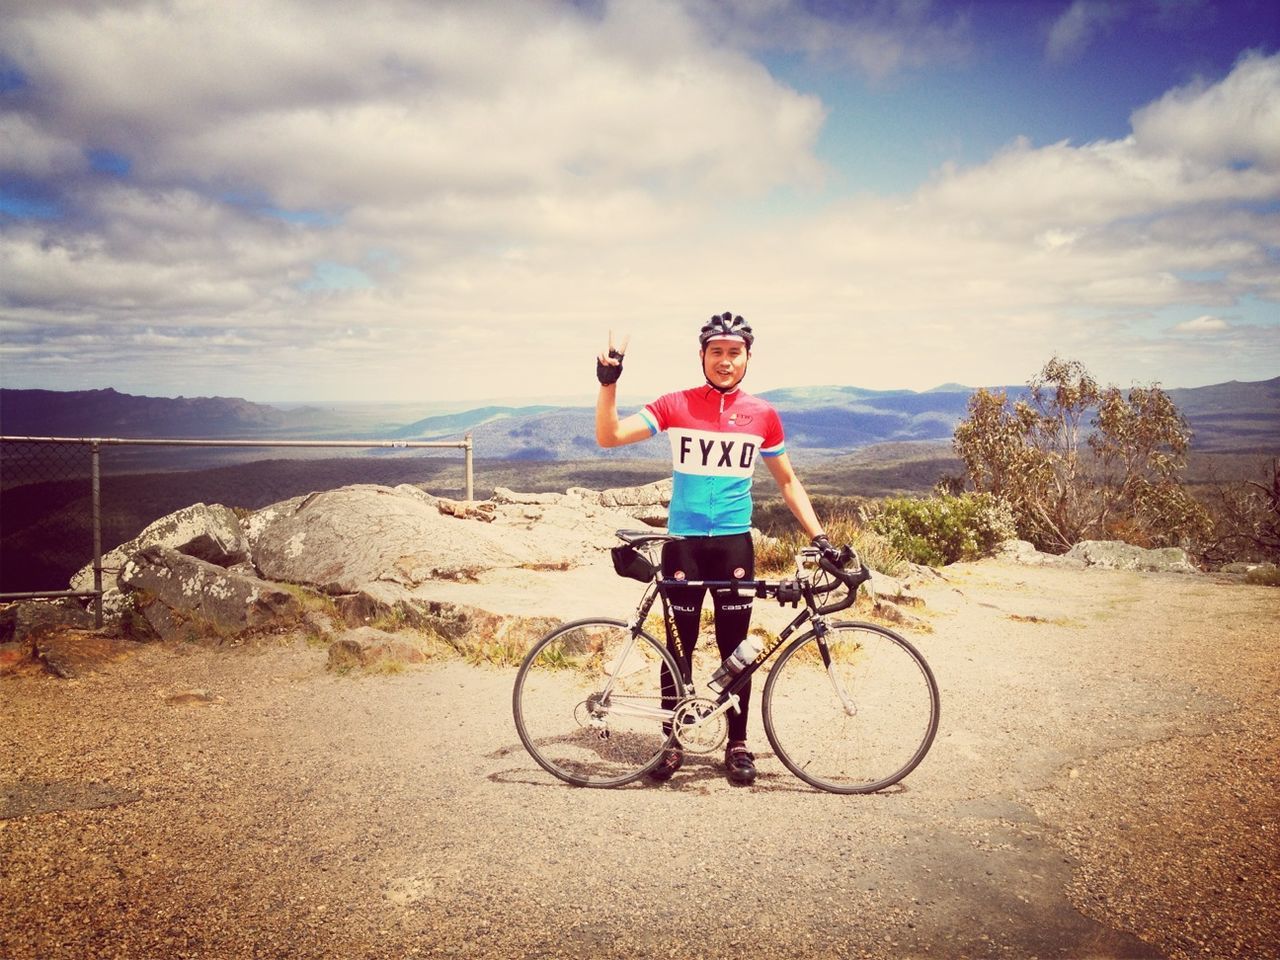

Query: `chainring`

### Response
(671, 697, 727, 753)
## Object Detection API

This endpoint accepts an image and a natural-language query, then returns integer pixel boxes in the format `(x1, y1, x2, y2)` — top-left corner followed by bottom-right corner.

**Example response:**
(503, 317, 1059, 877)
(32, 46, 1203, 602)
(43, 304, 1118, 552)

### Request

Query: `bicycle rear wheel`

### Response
(512, 618, 684, 788)
(763, 622, 939, 794)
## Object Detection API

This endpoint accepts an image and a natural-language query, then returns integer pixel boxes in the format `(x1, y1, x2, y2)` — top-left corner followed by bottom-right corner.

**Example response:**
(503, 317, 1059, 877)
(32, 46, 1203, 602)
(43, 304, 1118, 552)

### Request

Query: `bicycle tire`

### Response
(512, 618, 685, 788)
(762, 622, 939, 794)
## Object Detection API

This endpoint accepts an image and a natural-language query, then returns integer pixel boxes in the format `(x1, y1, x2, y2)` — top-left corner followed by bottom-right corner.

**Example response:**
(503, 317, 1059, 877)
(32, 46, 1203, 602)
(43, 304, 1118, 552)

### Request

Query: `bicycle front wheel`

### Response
(512, 618, 684, 788)
(763, 622, 939, 794)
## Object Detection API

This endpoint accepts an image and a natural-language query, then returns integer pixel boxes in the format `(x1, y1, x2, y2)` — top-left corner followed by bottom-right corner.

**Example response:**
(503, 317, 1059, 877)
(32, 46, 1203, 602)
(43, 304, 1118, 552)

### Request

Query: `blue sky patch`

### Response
(300, 261, 374, 292)
(87, 149, 132, 176)
(0, 190, 59, 219)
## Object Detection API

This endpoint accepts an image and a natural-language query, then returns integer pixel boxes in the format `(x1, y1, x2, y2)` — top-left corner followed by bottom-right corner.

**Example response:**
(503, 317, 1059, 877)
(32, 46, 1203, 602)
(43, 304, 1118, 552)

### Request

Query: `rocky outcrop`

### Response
(1064, 540, 1199, 574)
(249, 483, 642, 592)
(996, 539, 1199, 574)
(995, 540, 1088, 568)
(332, 593, 559, 660)
(71, 502, 249, 618)
(118, 545, 301, 643)
(566, 478, 672, 525)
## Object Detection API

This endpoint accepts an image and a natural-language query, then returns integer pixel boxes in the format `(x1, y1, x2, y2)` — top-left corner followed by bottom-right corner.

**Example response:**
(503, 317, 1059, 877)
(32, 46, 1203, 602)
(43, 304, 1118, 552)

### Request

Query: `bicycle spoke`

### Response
(513, 619, 682, 787)
(763, 623, 939, 793)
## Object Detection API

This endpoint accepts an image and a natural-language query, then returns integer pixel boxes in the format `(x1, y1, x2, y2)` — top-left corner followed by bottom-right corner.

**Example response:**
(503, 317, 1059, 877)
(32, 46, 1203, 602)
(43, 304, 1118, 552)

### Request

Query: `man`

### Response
(595, 312, 837, 785)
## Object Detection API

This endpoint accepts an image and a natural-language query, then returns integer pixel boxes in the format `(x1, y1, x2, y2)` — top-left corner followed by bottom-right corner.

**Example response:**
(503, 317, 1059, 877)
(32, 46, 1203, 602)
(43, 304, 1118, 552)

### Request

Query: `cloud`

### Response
(1131, 50, 1280, 171)
(1172, 315, 1230, 334)
(687, 0, 974, 79)
(2, 0, 825, 209)
(1046, 0, 1129, 63)
(0, 3, 1276, 401)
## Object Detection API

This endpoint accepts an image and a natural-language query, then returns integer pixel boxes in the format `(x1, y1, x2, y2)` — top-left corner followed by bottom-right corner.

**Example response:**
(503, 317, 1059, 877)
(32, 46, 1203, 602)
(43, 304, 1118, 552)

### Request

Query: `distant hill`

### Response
(1167, 377, 1280, 452)
(389, 405, 560, 440)
(2, 376, 1275, 458)
(0, 387, 329, 439)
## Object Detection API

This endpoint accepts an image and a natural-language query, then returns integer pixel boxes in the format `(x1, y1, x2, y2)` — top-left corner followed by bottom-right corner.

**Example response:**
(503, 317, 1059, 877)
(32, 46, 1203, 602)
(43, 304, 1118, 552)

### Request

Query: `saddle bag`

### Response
(610, 544, 655, 582)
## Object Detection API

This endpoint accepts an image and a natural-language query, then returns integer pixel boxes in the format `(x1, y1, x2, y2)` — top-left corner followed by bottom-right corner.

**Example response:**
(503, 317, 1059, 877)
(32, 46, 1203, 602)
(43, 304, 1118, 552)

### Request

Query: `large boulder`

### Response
(995, 540, 1087, 568)
(71, 503, 249, 619)
(248, 483, 642, 593)
(567, 478, 672, 525)
(1064, 540, 1199, 574)
(118, 545, 300, 643)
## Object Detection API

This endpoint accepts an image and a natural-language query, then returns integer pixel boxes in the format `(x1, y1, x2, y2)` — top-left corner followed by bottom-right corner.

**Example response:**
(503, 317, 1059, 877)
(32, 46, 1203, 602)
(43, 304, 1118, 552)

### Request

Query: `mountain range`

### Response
(2, 377, 1277, 458)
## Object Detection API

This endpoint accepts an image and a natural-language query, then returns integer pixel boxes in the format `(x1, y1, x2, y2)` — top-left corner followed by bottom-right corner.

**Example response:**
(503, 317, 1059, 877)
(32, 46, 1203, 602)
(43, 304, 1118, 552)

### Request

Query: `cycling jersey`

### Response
(639, 385, 786, 536)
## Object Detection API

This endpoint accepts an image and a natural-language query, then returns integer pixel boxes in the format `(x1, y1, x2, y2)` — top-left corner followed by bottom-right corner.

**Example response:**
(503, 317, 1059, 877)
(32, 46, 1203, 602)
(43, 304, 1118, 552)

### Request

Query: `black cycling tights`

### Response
(660, 532, 755, 742)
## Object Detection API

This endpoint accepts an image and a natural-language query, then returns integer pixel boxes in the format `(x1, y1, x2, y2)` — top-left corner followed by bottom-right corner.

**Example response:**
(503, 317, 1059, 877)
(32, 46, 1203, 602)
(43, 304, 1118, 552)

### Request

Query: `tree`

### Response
(954, 357, 1208, 552)
(1201, 458, 1280, 564)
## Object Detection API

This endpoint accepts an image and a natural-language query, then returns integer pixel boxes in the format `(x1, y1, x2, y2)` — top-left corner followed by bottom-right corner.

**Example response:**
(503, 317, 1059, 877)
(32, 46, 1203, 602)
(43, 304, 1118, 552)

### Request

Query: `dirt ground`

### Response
(2, 557, 1277, 960)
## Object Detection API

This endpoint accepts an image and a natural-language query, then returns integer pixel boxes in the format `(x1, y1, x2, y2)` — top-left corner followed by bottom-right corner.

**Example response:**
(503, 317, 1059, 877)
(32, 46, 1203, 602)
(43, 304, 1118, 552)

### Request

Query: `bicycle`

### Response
(512, 530, 940, 793)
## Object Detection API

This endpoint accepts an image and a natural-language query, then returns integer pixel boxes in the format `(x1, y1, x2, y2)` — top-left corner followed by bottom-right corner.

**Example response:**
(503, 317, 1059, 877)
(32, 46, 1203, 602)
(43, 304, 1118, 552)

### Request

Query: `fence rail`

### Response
(0, 434, 474, 626)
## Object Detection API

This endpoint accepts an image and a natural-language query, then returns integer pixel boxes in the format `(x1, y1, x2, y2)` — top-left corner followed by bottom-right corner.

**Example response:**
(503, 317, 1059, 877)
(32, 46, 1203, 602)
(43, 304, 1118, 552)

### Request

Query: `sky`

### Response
(1, 0, 1278, 406)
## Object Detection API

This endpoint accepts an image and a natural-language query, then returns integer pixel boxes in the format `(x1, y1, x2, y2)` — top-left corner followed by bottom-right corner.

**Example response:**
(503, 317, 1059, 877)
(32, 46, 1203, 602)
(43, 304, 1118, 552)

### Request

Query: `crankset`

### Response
(671, 697, 727, 753)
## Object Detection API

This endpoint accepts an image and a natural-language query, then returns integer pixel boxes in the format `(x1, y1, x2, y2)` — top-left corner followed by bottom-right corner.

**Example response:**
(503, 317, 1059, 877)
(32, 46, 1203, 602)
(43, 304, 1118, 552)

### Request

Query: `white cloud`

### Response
(1131, 50, 1280, 171)
(0, 4, 1277, 401)
(4, 0, 824, 210)
(688, 0, 974, 79)
(1046, 0, 1127, 63)
(1172, 315, 1230, 334)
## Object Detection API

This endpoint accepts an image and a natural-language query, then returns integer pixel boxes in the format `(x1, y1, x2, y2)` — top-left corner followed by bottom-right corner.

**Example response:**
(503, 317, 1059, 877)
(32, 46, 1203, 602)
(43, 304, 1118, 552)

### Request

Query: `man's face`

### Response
(701, 339, 749, 390)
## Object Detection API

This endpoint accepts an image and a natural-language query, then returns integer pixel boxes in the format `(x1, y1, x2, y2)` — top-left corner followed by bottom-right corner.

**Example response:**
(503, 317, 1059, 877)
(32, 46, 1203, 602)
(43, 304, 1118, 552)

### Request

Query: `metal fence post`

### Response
(91, 440, 103, 627)
(464, 433, 474, 501)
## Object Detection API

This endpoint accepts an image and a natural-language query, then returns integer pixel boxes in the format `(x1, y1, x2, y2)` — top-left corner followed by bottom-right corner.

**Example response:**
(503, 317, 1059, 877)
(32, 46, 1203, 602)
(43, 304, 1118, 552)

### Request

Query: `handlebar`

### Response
(813, 552, 871, 615)
(615, 529, 870, 616)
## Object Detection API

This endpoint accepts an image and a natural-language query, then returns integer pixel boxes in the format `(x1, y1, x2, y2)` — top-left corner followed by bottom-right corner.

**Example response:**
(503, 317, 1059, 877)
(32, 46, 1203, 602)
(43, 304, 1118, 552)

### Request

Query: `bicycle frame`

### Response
(600, 549, 871, 735)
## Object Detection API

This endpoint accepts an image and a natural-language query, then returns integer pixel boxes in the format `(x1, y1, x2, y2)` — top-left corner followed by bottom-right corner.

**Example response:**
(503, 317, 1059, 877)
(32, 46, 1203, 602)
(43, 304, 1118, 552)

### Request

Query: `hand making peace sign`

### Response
(596, 330, 630, 385)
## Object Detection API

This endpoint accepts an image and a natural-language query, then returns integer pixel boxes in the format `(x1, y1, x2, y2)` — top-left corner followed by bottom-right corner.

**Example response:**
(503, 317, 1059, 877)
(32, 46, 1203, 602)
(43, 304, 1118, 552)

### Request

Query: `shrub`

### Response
(867, 493, 1017, 567)
(754, 506, 906, 577)
(953, 356, 1208, 552)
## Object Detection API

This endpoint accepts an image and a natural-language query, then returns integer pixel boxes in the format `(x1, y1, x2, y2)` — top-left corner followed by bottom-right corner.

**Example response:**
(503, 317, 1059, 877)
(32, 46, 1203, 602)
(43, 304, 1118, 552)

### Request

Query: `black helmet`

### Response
(699, 312, 753, 350)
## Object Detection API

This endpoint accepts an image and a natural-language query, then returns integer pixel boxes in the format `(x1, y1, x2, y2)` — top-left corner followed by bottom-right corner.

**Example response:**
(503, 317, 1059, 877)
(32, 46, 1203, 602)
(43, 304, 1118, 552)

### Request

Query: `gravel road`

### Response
(2, 558, 1277, 959)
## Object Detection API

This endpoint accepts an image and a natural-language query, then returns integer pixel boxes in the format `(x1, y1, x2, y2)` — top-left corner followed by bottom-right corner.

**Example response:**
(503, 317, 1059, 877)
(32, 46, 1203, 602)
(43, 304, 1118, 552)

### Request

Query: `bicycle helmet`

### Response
(699, 312, 753, 350)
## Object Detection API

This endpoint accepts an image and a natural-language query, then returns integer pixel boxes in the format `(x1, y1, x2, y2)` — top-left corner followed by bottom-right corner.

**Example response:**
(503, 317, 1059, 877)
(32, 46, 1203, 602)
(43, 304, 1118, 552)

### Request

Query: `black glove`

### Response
(812, 534, 842, 566)
(596, 348, 624, 385)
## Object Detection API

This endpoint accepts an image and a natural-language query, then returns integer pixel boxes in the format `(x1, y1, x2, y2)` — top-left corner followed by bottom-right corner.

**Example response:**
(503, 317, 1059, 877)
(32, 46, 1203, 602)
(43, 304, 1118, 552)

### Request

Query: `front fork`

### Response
(812, 619, 858, 717)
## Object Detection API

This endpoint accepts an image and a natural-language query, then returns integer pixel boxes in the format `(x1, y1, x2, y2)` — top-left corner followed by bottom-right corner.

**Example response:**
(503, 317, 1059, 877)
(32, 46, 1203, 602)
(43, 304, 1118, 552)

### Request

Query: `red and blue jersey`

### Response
(639, 386, 786, 537)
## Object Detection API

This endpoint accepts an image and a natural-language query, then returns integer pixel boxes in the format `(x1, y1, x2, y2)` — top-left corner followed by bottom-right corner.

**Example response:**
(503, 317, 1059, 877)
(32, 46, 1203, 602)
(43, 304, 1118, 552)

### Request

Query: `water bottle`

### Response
(708, 635, 764, 693)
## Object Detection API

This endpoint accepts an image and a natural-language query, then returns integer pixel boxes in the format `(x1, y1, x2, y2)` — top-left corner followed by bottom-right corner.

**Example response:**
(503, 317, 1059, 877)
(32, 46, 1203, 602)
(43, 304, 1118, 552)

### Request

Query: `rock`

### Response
(872, 598, 931, 631)
(332, 590, 559, 659)
(1244, 564, 1280, 587)
(34, 630, 137, 679)
(2, 601, 105, 677)
(327, 627, 434, 671)
(995, 540, 1087, 569)
(0, 641, 27, 674)
(118, 545, 301, 643)
(867, 571, 926, 608)
(248, 483, 642, 593)
(0, 600, 95, 647)
(568, 478, 672, 524)
(1065, 540, 1199, 574)
(301, 610, 339, 641)
(1220, 561, 1280, 586)
(492, 488, 569, 506)
(70, 502, 250, 620)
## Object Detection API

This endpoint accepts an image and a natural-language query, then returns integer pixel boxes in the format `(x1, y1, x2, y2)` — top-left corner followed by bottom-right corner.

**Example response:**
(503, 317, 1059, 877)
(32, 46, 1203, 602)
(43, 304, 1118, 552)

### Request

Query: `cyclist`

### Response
(595, 312, 838, 785)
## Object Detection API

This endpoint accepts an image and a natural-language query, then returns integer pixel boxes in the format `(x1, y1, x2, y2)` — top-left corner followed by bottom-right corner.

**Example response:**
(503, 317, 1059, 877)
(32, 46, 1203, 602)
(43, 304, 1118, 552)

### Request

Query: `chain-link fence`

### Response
(0, 436, 473, 627)
(0, 438, 103, 623)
